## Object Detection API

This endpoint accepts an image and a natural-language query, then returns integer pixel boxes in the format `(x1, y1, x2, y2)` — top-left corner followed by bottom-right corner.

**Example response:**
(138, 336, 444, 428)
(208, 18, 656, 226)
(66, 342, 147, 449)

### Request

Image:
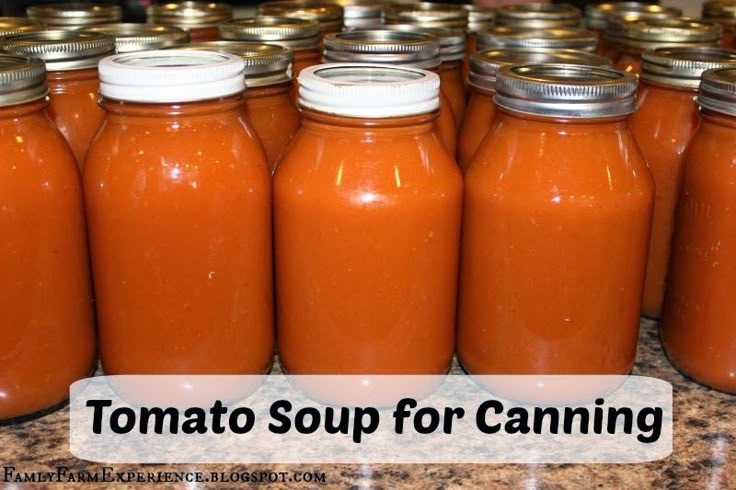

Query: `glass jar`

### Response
(584, 3, 681, 56)
(384, 2, 468, 29)
(0, 30, 115, 167)
(463, 5, 495, 84)
(495, 3, 581, 29)
(460, 48, 612, 171)
(219, 16, 321, 102)
(703, 1, 736, 49)
(274, 63, 462, 375)
(0, 55, 95, 420)
(26, 3, 122, 29)
(328, 0, 384, 29)
(458, 64, 652, 375)
(0, 17, 43, 37)
(257, 1, 344, 39)
(629, 47, 736, 319)
(85, 50, 273, 375)
(477, 26, 599, 53)
(323, 29, 457, 156)
(178, 41, 300, 170)
(79, 23, 190, 53)
(607, 18, 723, 75)
(661, 68, 736, 394)
(146, 1, 233, 43)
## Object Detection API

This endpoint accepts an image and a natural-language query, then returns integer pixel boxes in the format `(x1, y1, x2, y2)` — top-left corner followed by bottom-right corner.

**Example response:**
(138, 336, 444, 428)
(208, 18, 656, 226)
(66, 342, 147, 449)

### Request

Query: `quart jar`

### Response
(584, 3, 681, 56)
(459, 48, 612, 171)
(458, 64, 652, 375)
(323, 30, 457, 156)
(607, 18, 723, 75)
(0, 55, 95, 420)
(0, 30, 115, 167)
(178, 41, 300, 170)
(477, 26, 598, 53)
(0, 17, 43, 37)
(703, 1, 736, 49)
(85, 50, 273, 375)
(257, 1, 344, 40)
(79, 23, 190, 52)
(219, 16, 320, 101)
(274, 63, 462, 375)
(495, 3, 581, 29)
(629, 47, 736, 319)
(660, 67, 736, 394)
(146, 1, 233, 42)
(26, 3, 122, 29)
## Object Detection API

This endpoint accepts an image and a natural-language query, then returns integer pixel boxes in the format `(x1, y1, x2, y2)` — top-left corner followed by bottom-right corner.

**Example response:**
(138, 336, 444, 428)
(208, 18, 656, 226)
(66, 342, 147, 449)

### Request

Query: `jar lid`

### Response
(495, 64, 637, 118)
(78, 23, 190, 53)
(0, 17, 44, 37)
(361, 24, 464, 62)
(703, 1, 736, 23)
(642, 47, 736, 89)
(585, 3, 681, 31)
(0, 30, 115, 71)
(26, 3, 123, 28)
(477, 26, 598, 53)
(496, 3, 581, 29)
(173, 41, 293, 87)
(327, 0, 383, 21)
(469, 48, 613, 92)
(257, 1, 344, 33)
(323, 30, 440, 69)
(464, 5, 495, 34)
(298, 63, 439, 117)
(607, 18, 723, 49)
(0, 55, 48, 107)
(219, 16, 320, 50)
(698, 67, 736, 116)
(146, 2, 233, 29)
(99, 49, 245, 103)
(384, 3, 468, 29)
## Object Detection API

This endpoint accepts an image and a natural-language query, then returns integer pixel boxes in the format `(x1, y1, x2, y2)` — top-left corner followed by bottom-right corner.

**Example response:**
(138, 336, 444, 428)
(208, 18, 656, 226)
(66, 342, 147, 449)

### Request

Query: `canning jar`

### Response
(0, 17, 43, 37)
(323, 29, 457, 156)
(274, 63, 462, 375)
(257, 1, 344, 40)
(179, 41, 300, 170)
(26, 3, 122, 29)
(703, 1, 736, 49)
(0, 55, 95, 420)
(477, 26, 598, 53)
(328, 0, 384, 28)
(495, 3, 581, 29)
(629, 47, 736, 319)
(79, 23, 190, 52)
(85, 50, 273, 375)
(0, 30, 115, 167)
(607, 18, 722, 75)
(661, 67, 736, 394)
(458, 64, 652, 375)
(384, 2, 468, 29)
(459, 48, 612, 171)
(146, 1, 233, 42)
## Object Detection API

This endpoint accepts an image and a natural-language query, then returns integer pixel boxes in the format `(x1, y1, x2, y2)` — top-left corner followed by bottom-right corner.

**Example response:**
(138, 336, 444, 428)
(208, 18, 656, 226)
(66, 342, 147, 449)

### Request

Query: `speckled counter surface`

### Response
(1, 318, 734, 488)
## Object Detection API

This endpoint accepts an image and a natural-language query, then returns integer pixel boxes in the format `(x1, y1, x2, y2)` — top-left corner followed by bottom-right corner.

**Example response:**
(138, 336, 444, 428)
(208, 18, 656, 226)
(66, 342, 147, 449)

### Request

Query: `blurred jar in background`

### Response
(703, 0, 736, 49)
(79, 23, 190, 52)
(0, 17, 43, 37)
(494, 3, 581, 29)
(257, 1, 343, 40)
(477, 26, 598, 53)
(26, 3, 122, 29)
(147, 1, 233, 42)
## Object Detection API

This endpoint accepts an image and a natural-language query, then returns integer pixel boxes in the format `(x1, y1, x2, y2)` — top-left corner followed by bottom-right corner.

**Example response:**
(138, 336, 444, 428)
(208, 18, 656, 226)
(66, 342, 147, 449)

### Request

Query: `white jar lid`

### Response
(98, 49, 245, 103)
(298, 63, 439, 118)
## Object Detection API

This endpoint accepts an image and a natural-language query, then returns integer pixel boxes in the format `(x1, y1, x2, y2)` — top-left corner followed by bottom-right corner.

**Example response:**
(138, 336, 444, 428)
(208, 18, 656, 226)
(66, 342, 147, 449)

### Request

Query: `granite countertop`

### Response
(1, 318, 734, 488)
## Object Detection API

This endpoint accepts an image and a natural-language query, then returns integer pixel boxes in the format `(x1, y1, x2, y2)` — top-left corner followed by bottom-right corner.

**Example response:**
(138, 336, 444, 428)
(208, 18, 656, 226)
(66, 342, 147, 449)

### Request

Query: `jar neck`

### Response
(700, 108, 736, 129)
(246, 82, 293, 99)
(439, 60, 462, 71)
(301, 107, 437, 134)
(0, 98, 49, 120)
(47, 67, 99, 82)
(640, 78, 698, 94)
(100, 93, 246, 118)
(496, 107, 630, 128)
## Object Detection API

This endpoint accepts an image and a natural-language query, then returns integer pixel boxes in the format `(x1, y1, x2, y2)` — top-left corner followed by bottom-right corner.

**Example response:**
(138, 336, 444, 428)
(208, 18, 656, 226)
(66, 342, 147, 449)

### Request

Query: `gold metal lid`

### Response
(358, 24, 463, 62)
(464, 4, 495, 34)
(26, 3, 122, 28)
(478, 26, 598, 53)
(0, 30, 115, 71)
(146, 2, 233, 29)
(496, 3, 581, 29)
(703, 1, 736, 25)
(79, 23, 190, 53)
(0, 17, 44, 37)
(585, 3, 681, 30)
(698, 66, 736, 115)
(219, 16, 320, 50)
(384, 2, 468, 29)
(607, 18, 723, 50)
(0, 55, 48, 106)
(323, 29, 440, 69)
(642, 47, 736, 89)
(258, 1, 344, 33)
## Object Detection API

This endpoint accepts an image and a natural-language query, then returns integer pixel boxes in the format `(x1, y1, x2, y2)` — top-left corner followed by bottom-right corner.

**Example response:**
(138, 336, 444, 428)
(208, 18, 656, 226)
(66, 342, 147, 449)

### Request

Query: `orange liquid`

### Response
(458, 111, 653, 374)
(290, 48, 322, 103)
(244, 82, 301, 171)
(661, 110, 736, 393)
(274, 109, 463, 374)
(0, 98, 95, 419)
(458, 87, 496, 172)
(462, 32, 477, 88)
(629, 81, 700, 318)
(439, 61, 466, 130)
(47, 68, 105, 168)
(436, 81, 458, 156)
(188, 26, 220, 42)
(84, 95, 274, 375)
(614, 50, 643, 75)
